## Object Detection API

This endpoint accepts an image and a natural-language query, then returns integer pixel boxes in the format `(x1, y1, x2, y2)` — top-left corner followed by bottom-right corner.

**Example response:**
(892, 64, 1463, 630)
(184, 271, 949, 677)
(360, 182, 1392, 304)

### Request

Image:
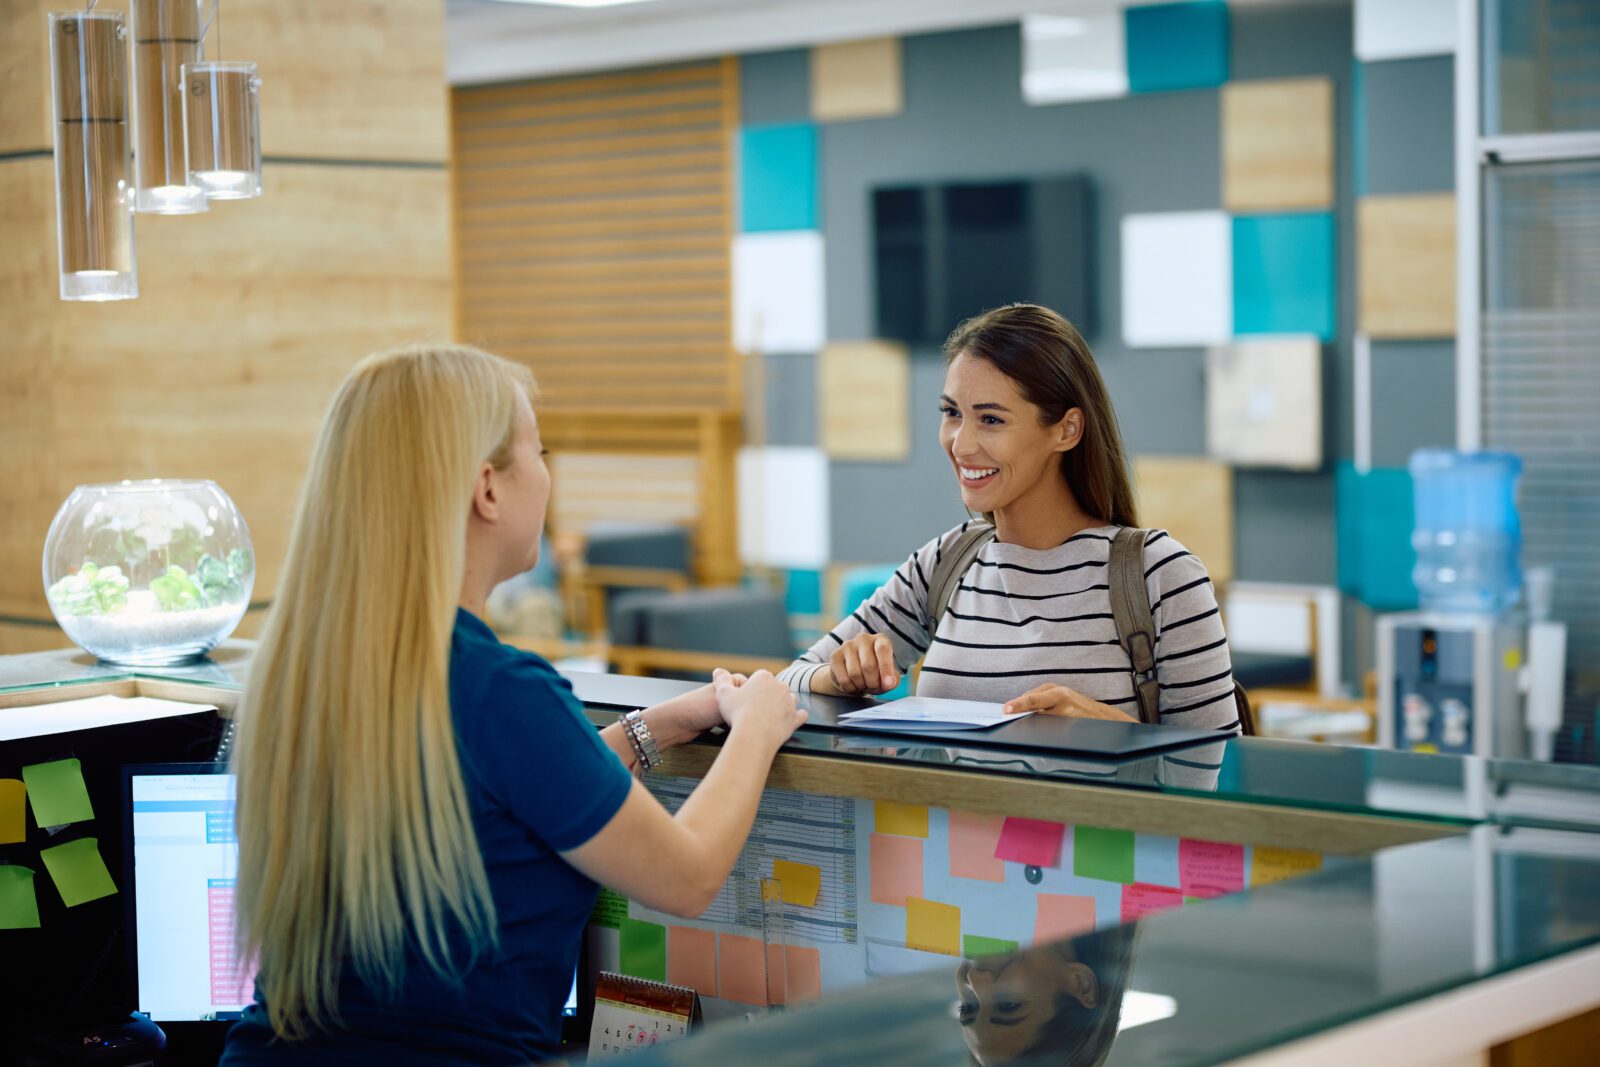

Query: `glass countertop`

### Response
(626, 826, 1600, 1066)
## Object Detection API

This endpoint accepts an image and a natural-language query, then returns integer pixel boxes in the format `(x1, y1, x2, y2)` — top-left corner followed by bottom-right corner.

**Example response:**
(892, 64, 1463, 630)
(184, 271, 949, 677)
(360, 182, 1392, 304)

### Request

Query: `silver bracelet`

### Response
(622, 710, 661, 771)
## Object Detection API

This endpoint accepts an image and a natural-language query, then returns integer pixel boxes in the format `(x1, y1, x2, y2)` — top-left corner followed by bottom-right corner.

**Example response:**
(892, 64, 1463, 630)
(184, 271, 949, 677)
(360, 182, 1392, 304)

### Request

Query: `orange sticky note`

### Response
(772, 860, 822, 907)
(718, 933, 769, 1006)
(784, 945, 822, 1003)
(1033, 893, 1096, 944)
(906, 897, 961, 956)
(1251, 846, 1322, 887)
(667, 926, 717, 998)
(948, 810, 1005, 883)
(0, 780, 24, 845)
(869, 833, 923, 906)
(874, 801, 929, 837)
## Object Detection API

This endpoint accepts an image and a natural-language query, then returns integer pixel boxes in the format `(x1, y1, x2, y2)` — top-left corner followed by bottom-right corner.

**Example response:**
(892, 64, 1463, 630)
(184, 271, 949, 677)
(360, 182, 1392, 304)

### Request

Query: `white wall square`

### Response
(1022, 13, 1128, 105)
(733, 230, 826, 355)
(1122, 211, 1232, 348)
(1206, 335, 1323, 470)
(1355, 0, 1456, 61)
(737, 445, 830, 568)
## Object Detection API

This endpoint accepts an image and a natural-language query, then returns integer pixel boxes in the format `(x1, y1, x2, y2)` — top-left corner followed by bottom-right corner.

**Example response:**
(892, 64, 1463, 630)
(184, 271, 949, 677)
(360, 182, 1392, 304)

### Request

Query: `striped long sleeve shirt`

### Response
(778, 522, 1242, 734)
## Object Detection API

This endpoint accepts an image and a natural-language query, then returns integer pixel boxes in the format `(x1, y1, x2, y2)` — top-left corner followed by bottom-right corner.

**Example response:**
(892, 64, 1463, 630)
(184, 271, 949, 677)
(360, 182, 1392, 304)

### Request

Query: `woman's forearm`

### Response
(597, 686, 715, 768)
(670, 726, 781, 883)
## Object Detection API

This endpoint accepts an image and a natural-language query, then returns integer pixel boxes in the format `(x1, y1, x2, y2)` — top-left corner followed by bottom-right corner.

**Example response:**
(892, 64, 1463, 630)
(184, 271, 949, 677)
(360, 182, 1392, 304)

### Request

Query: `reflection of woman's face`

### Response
(956, 949, 1098, 1066)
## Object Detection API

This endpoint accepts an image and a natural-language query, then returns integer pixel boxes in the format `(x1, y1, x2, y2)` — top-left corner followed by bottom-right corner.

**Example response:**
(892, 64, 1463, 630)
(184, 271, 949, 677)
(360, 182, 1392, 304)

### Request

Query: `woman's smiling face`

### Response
(940, 351, 1081, 515)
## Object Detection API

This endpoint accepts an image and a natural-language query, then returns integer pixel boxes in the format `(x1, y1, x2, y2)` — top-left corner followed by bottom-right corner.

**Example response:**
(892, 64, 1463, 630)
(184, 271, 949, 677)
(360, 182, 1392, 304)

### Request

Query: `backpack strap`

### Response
(927, 522, 998, 631)
(1109, 527, 1162, 725)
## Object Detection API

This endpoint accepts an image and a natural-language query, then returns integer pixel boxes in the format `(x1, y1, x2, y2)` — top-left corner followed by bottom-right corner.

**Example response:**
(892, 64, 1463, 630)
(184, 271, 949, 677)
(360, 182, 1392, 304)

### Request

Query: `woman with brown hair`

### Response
(777, 303, 1239, 732)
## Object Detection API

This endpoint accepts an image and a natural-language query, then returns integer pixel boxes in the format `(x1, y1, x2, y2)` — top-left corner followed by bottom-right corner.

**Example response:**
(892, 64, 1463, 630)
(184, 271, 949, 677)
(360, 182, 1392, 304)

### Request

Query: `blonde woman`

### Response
(222, 345, 804, 1064)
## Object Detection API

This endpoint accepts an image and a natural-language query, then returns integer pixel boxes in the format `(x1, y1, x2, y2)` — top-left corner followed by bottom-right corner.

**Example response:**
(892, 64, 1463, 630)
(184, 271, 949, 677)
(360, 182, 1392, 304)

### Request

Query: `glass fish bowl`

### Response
(42, 479, 254, 665)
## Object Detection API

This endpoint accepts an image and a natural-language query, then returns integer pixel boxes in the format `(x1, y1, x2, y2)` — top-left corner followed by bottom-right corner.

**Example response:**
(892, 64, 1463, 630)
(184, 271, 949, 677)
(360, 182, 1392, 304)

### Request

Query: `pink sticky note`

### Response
(1033, 893, 1096, 944)
(1122, 883, 1184, 922)
(718, 933, 769, 1006)
(784, 945, 822, 1004)
(668, 925, 717, 998)
(1179, 839, 1245, 899)
(948, 810, 1005, 883)
(994, 817, 1065, 868)
(870, 833, 924, 906)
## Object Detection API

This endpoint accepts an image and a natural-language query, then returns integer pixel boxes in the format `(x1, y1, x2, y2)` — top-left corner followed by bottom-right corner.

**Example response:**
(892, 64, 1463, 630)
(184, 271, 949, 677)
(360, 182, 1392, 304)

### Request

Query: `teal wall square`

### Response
(1126, 1, 1230, 93)
(1335, 462, 1418, 611)
(740, 124, 818, 232)
(784, 568, 823, 616)
(1233, 213, 1337, 341)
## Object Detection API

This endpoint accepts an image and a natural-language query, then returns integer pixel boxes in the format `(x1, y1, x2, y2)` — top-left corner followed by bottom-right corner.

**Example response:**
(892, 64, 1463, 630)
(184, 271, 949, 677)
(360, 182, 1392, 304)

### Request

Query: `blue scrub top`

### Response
(222, 608, 634, 1064)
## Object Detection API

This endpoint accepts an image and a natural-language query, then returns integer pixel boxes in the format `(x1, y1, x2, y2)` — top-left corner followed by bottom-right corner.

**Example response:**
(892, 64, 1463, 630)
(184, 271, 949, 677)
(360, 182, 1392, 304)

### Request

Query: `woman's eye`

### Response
(940, 406, 959, 418)
(981, 415, 1003, 426)
(996, 1000, 1025, 1014)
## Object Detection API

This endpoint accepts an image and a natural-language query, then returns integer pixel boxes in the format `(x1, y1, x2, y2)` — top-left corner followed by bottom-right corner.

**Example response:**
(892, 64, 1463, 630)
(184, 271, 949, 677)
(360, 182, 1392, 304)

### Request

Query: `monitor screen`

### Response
(127, 767, 580, 1022)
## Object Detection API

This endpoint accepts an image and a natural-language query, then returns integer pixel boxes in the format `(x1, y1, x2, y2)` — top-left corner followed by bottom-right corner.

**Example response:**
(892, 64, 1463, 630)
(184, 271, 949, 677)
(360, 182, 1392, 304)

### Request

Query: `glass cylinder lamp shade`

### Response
(131, 0, 207, 214)
(42, 479, 256, 666)
(182, 61, 262, 199)
(49, 12, 138, 301)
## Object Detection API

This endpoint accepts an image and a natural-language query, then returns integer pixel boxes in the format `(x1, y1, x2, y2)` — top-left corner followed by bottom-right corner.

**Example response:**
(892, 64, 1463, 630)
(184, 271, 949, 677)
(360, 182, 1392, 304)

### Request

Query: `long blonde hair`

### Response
(232, 343, 535, 1039)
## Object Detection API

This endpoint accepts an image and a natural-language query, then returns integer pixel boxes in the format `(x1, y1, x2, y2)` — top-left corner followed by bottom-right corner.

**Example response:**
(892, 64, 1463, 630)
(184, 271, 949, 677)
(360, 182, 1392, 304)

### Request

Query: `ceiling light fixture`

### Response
(182, 0, 262, 200)
(131, 0, 208, 214)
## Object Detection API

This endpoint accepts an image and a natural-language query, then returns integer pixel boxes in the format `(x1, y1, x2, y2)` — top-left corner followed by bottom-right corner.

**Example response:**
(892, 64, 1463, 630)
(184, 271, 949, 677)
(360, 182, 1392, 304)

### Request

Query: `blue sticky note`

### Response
(785, 569, 823, 616)
(1134, 835, 1181, 888)
(740, 124, 818, 232)
(1336, 462, 1418, 611)
(1126, 1, 1230, 94)
(1233, 213, 1337, 341)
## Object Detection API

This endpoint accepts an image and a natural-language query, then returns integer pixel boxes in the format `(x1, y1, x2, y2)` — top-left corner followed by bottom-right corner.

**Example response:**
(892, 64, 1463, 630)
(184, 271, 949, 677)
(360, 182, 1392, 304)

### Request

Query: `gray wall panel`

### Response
(756, 352, 819, 447)
(1364, 57, 1455, 194)
(739, 49, 810, 124)
(1370, 340, 1457, 467)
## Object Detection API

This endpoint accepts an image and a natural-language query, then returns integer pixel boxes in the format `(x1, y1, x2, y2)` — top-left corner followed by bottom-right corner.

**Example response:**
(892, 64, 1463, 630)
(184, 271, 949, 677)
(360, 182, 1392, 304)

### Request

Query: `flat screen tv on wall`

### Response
(873, 175, 1096, 345)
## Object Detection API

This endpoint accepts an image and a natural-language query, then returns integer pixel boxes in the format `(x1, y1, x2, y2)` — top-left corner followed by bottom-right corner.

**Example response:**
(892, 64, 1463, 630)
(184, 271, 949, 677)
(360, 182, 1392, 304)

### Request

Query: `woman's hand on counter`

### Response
(643, 669, 748, 747)
(1001, 684, 1138, 723)
(714, 669, 806, 751)
(813, 632, 901, 696)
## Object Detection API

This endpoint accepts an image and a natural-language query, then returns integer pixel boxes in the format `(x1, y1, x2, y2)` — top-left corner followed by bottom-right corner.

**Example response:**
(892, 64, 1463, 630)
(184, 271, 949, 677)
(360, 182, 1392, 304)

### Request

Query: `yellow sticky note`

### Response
(906, 897, 961, 956)
(874, 801, 929, 838)
(0, 780, 25, 845)
(772, 860, 822, 907)
(40, 837, 118, 908)
(1251, 846, 1323, 887)
(1412, 743, 1439, 754)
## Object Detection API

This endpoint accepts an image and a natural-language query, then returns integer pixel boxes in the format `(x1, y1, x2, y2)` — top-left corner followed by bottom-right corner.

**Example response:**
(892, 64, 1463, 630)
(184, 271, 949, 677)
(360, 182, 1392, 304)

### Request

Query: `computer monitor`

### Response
(123, 764, 582, 1026)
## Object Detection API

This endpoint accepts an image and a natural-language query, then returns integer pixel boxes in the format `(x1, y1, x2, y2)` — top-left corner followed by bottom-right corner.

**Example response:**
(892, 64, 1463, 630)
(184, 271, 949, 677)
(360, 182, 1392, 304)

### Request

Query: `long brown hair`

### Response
(944, 304, 1138, 528)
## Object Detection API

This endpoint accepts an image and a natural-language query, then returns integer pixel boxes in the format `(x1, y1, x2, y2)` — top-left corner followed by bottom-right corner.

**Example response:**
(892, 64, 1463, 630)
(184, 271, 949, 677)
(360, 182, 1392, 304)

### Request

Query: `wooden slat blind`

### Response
(452, 59, 739, 411)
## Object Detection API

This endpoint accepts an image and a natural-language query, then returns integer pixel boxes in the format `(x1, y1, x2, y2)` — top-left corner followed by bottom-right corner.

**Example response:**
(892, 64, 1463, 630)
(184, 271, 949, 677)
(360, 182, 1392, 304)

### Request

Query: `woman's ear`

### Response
(1061, 962, 1100, 1009)
(471, 460, 499, 522)
(1053, 407, 1085, 453)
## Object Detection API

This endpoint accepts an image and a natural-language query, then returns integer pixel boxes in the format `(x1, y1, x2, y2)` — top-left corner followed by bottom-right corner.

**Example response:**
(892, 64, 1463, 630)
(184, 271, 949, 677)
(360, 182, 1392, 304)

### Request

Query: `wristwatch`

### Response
(622, 710, 661, 771)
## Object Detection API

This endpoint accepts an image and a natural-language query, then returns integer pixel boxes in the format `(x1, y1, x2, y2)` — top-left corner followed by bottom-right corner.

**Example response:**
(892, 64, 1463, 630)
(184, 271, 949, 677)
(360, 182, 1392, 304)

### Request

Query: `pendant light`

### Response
(131, 0, 207, 214)
(182, 0, 261, 200)
(49, 7, 138, 301)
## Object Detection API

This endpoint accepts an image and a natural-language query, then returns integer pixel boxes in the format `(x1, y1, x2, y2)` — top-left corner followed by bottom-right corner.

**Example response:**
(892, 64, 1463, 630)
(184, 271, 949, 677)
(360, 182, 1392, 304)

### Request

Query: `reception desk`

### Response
(2, 644, 1598, 1064)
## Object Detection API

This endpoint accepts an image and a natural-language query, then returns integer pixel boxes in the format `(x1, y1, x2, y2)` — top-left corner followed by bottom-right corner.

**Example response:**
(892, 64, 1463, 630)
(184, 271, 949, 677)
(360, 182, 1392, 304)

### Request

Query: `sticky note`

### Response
(1133, 834, 1180, 888)
(906, 897, 961, 956)
(39, 837, 117, 907)
(0, 865, 41, 929)
(874, 801, 929, 838)
(667, 925, 717, 997)
(1122, 883, 1184, 922)
(1179, 839, 1245, 899)
(995, 818, 1065, 868)
(772, 860, 822, 907)
(0, 780, 25, 844)
(1251, 846, 1323, 887)
(948, 810, 1005, 883)
(618, 918, 667, 982)
(1074, 826, 1135, 884)
(963, 935, 1019, 959)
(718, 933, 769, 1006)
(1034, 893, 1096, 944)
(22, 759, 94, 828)
(784, 945, 822, 1003)
(869, 833, 923, 906)
(590, 888, 628, 929)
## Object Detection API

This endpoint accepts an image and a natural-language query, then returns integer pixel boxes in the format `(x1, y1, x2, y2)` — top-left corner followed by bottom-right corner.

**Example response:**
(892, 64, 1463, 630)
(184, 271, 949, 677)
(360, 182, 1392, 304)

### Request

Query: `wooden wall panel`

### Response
(1223, 76, 1334, 213)
(1359, 193, 1457, 338)
(820, 341, 910, 461)
(0, 1, 50, 153)
(811, 37, 904, 122)
(1132, 456, 1236, 587)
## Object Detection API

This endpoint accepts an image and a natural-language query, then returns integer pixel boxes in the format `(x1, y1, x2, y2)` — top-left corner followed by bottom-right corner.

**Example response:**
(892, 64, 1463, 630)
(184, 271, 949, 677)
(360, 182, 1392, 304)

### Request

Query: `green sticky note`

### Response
(1184, 897, 1203, 906)
(618, 918, 667, 982)
(1074, 826, 1135, 885)
(591, 888, 628, 929)
(0, 866, 41, 929)
(40, 837, 118, 908)
(962, 935, 1019, 959)
(22, 759, 94, 828)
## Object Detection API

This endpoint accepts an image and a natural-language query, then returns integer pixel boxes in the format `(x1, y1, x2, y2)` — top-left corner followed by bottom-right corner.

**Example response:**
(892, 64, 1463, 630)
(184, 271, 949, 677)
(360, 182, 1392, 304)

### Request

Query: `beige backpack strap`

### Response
(927, 522, 997, 631)
(1109, 527, 1161, 725)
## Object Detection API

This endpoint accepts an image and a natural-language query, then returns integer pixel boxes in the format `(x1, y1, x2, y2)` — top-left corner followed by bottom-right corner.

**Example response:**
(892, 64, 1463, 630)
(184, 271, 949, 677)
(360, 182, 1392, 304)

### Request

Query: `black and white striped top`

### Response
(779, 522, 1241, 734)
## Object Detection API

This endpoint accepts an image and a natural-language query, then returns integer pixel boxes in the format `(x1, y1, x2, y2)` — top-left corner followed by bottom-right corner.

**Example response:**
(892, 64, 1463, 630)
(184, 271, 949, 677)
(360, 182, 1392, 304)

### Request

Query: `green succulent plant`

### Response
(150, 565, 203, 612)
(47, 561, 131, 616)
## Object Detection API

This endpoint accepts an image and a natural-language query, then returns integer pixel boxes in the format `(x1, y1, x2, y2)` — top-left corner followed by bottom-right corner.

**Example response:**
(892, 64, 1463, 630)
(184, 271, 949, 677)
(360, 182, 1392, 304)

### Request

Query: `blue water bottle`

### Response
(1409, 449, 1523, 614)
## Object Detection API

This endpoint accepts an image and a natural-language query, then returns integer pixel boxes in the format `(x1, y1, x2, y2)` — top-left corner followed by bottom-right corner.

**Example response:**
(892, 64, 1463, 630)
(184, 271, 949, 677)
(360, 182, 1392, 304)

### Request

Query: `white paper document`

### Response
(835, 696, 1030, 731)
(0, 694, 219, 741)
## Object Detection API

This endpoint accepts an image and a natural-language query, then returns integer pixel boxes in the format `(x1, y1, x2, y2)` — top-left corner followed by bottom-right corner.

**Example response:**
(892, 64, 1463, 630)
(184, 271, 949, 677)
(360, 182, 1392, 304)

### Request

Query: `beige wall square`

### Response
(819, 341, 910, 461)
(1359, 193, 1456, 338)
(1206, 336, 1323, 470)
(811, 37, 903, 122)
(1223, 76, 1334, 212)
(1131, 457, 1235, 586)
